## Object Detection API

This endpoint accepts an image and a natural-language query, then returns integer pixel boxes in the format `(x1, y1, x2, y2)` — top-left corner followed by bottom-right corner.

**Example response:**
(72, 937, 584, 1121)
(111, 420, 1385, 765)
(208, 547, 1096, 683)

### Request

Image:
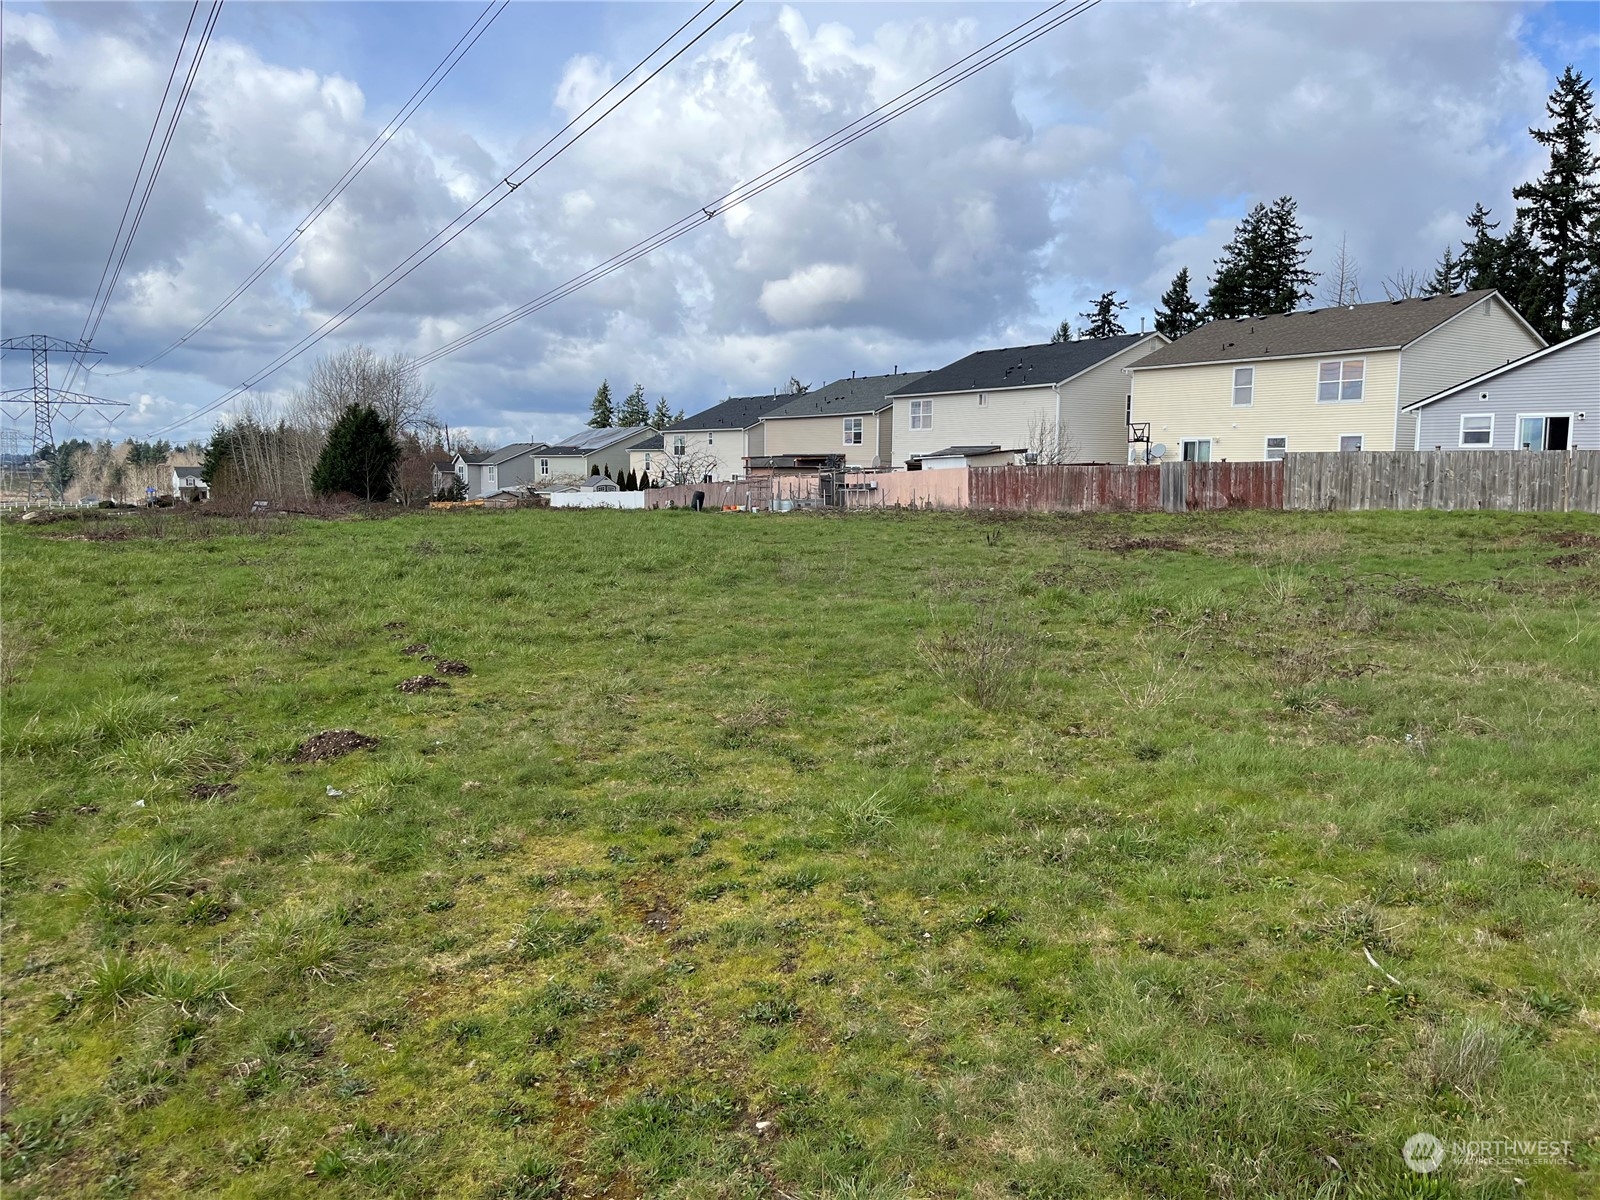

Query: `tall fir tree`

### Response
(1458, 203, 1504, 291)
(618, 383, 649, 426)
(1422, 246, 1462, 296)
(648, 397, 674, 428)
(625, 468, 639, 491)
(1079, 291, 1129, 338)
(311, 404, 400, 501)
(1154, 268, 1203, 339)
(589, 380, 615, 428)
(1206, 196, 1317, 318)
(1512, 66, 1600, 340)
(1049, 319, 1074, 344)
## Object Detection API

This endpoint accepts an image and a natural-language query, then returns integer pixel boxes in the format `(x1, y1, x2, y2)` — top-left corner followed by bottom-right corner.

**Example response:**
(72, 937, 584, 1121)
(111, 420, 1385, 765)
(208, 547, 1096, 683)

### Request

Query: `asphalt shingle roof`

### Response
(919, 445, 1003, 458)
(764, 371, 930, 419)
(1130, 290, 1513, 370)
(486, 442, 542, 465)
(891, 334, 1155, 397)
(664, 393, 796, 432)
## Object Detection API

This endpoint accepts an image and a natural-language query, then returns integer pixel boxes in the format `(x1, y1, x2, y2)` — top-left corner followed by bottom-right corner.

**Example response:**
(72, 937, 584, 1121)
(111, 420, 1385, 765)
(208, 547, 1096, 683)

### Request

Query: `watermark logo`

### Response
(1403, 1131, 1572, 1172)
(1403, 1132, 1445, 1173)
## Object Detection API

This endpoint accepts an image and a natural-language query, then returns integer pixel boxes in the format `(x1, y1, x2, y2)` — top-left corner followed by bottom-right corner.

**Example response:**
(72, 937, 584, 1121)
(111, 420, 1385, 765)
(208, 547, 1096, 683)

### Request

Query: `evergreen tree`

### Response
(311, 404, 400, 501)
(618, 383, 649, 426)
(1049, 319, 1074, 344)
(1459, 203, 1504, 291)
(1573, 270, 1600, 335)
(1422, 246, 1462, 296)
(1079, 291, 1128, 338)
(589, 380, 615, 428)
(626, 468, 639, 491)
(603, 463, 612, 479)
(649, 397, 674, 428)
(638, 469, 650, 490)
(1206, 196, 1317, 318)
(1497, 216, 1546, 323)
(1512, 66, 1600, 340)
(1154, 268, 1203, 339)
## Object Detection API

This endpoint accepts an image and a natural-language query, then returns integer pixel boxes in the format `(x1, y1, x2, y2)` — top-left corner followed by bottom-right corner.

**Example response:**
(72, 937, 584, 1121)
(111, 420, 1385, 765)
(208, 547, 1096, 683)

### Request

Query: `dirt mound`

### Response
(1548, 553, 1594, 570)
(292, 730, 378, 763)
(397, 674, 448, 694)
(189, 782, 238, 800)
(383, 621, 408, 634)
(432, 659, 471, 676)
(400, 642, 431, 656)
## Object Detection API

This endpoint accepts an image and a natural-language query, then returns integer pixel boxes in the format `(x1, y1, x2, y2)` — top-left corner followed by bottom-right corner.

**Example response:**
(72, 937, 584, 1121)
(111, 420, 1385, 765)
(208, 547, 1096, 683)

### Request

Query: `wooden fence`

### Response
(968, 461, 1285, 513)
(1283, 450, 1600, 513)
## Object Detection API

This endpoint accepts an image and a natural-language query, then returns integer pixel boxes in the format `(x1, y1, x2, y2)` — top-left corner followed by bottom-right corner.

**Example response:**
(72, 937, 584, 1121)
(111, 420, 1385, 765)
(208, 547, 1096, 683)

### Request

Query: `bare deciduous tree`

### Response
(293, 346, 436, 437)
(649, 443, 721, 487)
(1025, 413, 1082, 464)
(1381, 269, 1426, 301)
(1320, 233, 1363, 306)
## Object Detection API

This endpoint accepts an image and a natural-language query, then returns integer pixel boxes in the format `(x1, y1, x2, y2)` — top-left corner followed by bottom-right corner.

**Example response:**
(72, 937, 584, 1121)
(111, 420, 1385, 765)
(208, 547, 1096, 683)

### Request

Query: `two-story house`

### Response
(888, 334, 1168, 467)
(756, 371, 928, 470)
(1126, 291, 1544, 462)
(659, 393, 796, 482)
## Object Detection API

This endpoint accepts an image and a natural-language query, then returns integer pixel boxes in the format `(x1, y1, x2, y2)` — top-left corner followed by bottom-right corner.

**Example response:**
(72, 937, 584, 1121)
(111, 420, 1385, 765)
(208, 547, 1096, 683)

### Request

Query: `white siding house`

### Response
(889, 334, 1168, 466)
(659, 393, 795, 482)
(1403, 326, 1600, 451)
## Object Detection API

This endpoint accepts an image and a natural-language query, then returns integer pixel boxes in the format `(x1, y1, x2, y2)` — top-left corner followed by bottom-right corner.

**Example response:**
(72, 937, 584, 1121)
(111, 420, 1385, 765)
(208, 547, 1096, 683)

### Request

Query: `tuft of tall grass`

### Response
(920, 607, 1034, 710)
(77, 847, 195, 916)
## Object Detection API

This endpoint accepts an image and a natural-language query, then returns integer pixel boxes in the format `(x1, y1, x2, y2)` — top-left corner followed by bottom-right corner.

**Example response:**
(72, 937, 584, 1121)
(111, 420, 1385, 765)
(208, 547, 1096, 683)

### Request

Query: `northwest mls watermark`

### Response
(1403, 1131, 1573, 1173)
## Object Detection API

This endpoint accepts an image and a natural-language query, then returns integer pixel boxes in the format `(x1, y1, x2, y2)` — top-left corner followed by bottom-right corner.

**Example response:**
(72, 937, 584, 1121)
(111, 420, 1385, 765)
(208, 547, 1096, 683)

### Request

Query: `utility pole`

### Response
(0, 335, 127, 502)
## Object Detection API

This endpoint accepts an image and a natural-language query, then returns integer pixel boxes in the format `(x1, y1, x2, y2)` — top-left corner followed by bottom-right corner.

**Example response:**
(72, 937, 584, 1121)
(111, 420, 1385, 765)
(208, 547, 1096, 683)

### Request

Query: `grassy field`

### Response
(1, 505, 1597, 1199)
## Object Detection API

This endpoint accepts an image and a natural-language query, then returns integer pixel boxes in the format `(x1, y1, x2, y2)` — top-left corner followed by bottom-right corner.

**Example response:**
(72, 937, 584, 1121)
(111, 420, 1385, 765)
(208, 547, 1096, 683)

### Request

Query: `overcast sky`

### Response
(2, 1, 1596, 447)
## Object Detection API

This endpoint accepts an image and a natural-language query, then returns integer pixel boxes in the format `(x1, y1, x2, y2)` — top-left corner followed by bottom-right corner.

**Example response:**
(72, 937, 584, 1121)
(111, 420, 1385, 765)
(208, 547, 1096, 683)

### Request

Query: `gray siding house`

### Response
(1402, 326, 1600, 451)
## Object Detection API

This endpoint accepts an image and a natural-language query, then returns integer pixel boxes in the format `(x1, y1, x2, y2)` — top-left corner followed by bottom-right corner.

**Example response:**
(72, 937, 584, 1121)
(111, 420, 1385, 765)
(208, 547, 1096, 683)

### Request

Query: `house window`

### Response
(1232, 366, 1254, 407)
(1181, 438, 1211, 462)
(707, 432, 715, 445)
(1518, 414, 1571, 450)
(539, 458, 550, 476)
(1459, 415, 1493, 447)
(977, 394, 987, 407)
(843, 417, 864, 445)
(910, 400, 933, 431)
(485, 465, 498, 490)
(1264, 435, 1287, 461)
(1318, 359, 1365, 403)
(673, 436, 686, 457)
(1339, 434, 1364, 453)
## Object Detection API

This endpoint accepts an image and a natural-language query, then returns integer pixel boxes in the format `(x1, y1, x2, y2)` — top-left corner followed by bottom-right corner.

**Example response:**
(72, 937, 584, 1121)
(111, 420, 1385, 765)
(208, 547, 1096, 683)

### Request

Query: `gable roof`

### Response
(892, 333, 1159, 397)
(486, 442, 544, 465)
(540, 425, 654, 454)
(1401, 325, 1600, 412)
(630, 433, 665, 451)
(664, 393, 795, 432)
(172, 466, 206, 482)
(455, 448, 496, 465)
(918, 444, 1004, 458)
(1130, 290, 1535, 370)
(764, 371, 929, 419)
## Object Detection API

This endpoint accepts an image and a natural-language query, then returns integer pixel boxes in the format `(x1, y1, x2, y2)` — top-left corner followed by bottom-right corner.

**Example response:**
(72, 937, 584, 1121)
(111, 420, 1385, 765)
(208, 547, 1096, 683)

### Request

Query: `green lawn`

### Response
(2, 506, 1597, 1199)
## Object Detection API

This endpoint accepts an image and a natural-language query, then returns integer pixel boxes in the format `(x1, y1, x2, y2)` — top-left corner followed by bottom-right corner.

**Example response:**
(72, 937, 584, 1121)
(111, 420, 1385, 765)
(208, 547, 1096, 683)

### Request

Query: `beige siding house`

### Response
(1127, 291, 1543, 462)
(889, 334, 1168, 467)
(659, 393, 795, 482)
(758, 371, 928, 469)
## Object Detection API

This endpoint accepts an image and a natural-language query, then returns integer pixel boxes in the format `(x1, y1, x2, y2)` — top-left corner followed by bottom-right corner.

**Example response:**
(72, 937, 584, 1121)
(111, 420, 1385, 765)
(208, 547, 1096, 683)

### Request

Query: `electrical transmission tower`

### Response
(0, 335, 127, 502)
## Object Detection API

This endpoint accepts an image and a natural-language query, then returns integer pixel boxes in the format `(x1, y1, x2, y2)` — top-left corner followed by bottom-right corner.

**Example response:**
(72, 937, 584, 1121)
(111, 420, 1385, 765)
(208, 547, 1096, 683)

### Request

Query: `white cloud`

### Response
(758, 262, 866, 325)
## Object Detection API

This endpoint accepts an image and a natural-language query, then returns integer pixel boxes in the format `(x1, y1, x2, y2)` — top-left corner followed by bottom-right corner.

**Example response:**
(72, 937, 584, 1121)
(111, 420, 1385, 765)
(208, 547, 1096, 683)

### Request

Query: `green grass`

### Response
(2, 505, 1598, 1198)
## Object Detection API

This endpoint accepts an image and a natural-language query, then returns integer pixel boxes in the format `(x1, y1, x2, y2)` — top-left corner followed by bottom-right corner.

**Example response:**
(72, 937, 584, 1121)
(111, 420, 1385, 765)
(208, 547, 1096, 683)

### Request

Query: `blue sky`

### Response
(2, 1, 1595, 447)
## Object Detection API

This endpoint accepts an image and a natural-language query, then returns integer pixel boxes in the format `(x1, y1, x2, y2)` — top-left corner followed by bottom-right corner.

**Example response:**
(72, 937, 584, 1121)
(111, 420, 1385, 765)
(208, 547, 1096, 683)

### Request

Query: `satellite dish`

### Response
(1150, 443, 1168, 460)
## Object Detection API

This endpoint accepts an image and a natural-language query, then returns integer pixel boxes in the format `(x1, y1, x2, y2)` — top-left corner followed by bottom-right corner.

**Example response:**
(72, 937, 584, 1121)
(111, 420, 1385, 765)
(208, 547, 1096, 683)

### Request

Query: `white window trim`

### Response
(1458, 414, 1494, 448)
(1338, 433, 1364, 453)
(1316, 357, 1367, 404)
(539, 458, 550, 476)
(707, 432, 715, 445)
(673, 436, 686, 457)
(1232, 366, 1254, 407)
(1514, 412, 1575, 451)
(977, 393, 987, 407)
(910, 399, 933, 431)
(843, 416, 864, 446)
(1263, 434, 1288, 461)
(1180, 437, 1212, 463)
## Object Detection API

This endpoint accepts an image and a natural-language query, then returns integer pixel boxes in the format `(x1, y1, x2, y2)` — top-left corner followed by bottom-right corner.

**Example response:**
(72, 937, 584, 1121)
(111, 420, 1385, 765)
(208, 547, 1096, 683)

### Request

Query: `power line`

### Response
(141, 0, 742, 438)
(98, 0, 508, 378)
(66, 1, 223, 392)
(412, 0, 1102, 367)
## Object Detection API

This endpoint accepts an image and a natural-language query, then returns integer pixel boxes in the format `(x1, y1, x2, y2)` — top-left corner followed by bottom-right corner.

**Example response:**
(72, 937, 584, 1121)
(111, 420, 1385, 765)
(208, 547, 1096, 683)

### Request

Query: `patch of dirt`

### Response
(383, 620, 408, 634)
(1546, 531, 1600, 549)
(400, 642, 431, 656)
(1094, 535, 1187, 553)
(189, 782, 238, 800)
(397, 674, 449, 694)
(291, 730, 379, 763)
(1548, 553, 1594, 570)
(45, 527, 133, 542)
(432, 658, 471, 676)
(641, 895, 678, 933)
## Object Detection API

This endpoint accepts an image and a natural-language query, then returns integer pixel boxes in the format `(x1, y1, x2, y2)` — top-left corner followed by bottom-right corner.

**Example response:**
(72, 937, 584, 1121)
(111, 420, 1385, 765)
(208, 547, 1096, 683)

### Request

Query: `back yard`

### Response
(1, 506, 1597, 1198)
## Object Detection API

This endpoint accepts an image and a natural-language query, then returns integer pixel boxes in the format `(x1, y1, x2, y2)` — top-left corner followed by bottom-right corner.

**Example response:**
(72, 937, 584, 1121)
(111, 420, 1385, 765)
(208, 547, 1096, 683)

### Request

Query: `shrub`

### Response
(919, 607, 1034, 710)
